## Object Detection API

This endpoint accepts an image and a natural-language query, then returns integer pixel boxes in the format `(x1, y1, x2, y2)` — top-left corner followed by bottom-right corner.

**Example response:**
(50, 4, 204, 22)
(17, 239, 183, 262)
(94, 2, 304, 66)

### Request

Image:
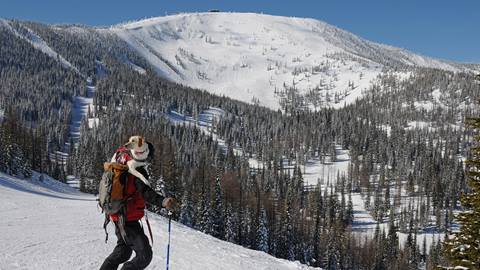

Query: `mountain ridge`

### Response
(108, 12, 474, 109)
(1, 12, 477, 110)
(105, 12, 474, 66)
(109, 12, 469, 70)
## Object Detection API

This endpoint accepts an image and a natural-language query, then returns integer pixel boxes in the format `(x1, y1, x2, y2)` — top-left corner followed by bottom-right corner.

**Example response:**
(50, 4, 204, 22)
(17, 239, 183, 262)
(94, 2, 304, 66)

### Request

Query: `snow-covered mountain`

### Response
(0, 18, 79, 73)
(110, 12, 468, 109)
(0, 173, 318, 270)
(1, 12, 473, 110)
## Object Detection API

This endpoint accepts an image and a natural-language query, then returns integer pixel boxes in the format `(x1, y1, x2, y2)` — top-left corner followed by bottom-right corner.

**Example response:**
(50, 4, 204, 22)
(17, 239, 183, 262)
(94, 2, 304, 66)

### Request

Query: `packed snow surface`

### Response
(111, 12, 463, 109)
(303, 146, 350, 187)
(0, 173, 318, 270)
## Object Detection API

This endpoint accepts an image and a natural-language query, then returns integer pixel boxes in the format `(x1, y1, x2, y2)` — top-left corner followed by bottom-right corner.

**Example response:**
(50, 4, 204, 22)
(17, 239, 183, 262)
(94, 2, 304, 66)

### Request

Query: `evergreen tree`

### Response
(240, 207, 252, 248)
(443, 115, 480, 269)
(256, 206, 269, 253)
(179, 189, 195, 227)
(345, 193, 354, 226)
(386, 214, 399, 263)
(225, 204, 239, 244)
(324, 229, 341, 270)
(311, 188, 323, 266)
(278, 181, 296, 260)
(211, 173, 225, 239)
(197, 192, 212, 234)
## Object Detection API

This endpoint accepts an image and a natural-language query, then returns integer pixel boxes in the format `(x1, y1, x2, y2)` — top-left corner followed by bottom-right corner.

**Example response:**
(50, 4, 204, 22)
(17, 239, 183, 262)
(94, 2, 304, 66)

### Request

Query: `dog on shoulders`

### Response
(111, 135, 154, 186)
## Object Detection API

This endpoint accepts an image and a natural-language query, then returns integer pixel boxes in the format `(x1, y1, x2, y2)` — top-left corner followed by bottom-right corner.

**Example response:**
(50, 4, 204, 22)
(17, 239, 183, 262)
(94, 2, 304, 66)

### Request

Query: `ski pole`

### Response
(166, 211, 172, 270)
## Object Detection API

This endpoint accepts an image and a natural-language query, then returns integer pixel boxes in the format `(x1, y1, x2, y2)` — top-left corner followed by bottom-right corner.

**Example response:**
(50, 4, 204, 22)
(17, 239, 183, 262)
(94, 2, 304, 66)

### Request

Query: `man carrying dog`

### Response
(100, 136, 176, 270)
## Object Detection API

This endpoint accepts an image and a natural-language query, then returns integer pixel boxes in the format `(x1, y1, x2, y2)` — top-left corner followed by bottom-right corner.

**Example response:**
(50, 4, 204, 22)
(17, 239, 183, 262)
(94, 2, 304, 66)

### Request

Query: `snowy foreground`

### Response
(0, 173, 318, 270)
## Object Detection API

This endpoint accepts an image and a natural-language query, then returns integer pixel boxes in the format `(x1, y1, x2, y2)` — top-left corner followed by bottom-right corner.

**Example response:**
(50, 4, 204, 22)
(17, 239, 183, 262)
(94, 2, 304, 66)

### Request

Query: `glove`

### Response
(162, 197, 177, 211)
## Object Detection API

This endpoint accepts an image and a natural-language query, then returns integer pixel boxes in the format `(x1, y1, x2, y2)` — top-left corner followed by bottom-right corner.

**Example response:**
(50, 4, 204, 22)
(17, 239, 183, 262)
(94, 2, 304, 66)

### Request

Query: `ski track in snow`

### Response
(50, 80, 95, 168)
(0, 173, 319, 270)
(48, 77, 98, 191)
(69, 83, 96, 146)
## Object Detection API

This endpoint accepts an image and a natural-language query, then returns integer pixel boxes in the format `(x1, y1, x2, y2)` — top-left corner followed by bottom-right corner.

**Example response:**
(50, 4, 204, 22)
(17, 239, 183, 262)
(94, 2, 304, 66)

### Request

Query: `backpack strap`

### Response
(145, 212, 154, 245)
(103, 214, 110, 243)
(117, 213, 130, 246)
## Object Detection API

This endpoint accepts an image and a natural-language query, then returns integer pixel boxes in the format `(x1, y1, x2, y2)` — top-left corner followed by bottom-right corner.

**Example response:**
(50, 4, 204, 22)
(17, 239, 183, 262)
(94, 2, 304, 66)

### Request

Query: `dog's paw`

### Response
(162, 197, 177, 211)
(140, 176, 151, 187)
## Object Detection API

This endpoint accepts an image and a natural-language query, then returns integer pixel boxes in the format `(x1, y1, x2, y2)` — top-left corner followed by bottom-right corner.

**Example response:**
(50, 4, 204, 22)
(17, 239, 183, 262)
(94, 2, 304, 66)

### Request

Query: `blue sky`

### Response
(1, 0, 478, 63)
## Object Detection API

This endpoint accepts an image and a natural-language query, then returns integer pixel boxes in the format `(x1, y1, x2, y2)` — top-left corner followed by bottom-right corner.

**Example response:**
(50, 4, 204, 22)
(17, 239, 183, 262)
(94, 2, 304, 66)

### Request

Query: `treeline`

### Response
(0, 108, 52, 179)
(0, 20, 151, 179)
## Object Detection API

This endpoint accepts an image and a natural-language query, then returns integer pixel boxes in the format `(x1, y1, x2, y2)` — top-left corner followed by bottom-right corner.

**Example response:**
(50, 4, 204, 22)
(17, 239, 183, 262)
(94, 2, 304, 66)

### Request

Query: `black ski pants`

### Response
(100, 221, 153, 270)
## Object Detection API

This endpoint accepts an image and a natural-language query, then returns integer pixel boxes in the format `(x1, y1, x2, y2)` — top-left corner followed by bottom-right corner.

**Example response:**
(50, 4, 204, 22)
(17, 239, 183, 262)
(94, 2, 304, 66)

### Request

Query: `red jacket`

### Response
(110, 147, 155, 222)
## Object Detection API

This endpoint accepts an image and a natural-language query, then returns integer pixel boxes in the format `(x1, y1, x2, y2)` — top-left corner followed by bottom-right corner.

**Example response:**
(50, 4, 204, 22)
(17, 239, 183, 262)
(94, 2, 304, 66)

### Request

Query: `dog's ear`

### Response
(147, 142, 154, 159)
(138, 137, 144, 147)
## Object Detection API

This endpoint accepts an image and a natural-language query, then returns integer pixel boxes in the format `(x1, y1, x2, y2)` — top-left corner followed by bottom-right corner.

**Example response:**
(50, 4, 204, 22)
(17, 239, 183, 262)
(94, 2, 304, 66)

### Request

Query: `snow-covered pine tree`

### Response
(19, 148, 32, 178)
(224, 204, 239, 243)
(386, 214, 399, 263)
(179, 189, 195, 227)
(373, 224, 386, 270)
(211, 173, 225, 239)
(196, 191, 210, 233)
(256, 206, 269, 253)
(311, 187, 323, 266)
(7, 143, 26, 176)
(285, 211, 295, 261)
(4, 141, 15, 175)
(442, 115, 480, 269)
(284, 183, 296, 261)
(240, 207, 252, 248)
(344, 192, 354, 226)
(324, 228, 341, 270)
(0, 130, 6, 172)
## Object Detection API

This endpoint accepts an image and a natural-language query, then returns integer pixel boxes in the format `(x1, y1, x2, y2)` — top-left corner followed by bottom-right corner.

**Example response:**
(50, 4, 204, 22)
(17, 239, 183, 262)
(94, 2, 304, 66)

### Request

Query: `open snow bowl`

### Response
(0, 172, 319, 269)
(111, 12, 466, 110)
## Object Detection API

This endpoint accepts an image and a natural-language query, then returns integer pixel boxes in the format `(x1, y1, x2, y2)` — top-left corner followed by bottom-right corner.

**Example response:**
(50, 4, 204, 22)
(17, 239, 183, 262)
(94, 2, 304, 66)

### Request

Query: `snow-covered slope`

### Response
(0, 173, 318, 270)
(111, 12, 465, 109)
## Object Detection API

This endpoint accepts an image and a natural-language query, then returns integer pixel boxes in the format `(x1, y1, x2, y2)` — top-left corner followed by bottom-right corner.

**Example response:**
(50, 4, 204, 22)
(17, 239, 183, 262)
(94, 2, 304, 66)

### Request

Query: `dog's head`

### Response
(125, 135, 147, 152)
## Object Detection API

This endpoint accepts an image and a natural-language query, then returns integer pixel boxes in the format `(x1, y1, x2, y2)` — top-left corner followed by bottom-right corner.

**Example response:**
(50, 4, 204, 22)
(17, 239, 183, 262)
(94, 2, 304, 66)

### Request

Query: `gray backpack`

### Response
(98, 162, 130, 243)
(98, 162, 130, 214)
